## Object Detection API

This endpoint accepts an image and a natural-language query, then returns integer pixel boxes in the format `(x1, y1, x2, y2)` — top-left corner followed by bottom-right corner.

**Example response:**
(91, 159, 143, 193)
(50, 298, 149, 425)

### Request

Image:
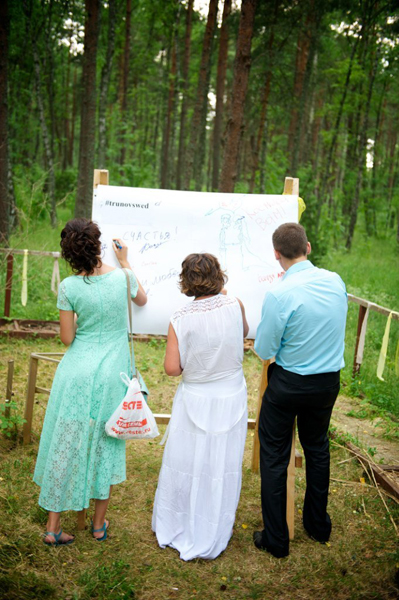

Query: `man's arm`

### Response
(254, 293, 286, 360)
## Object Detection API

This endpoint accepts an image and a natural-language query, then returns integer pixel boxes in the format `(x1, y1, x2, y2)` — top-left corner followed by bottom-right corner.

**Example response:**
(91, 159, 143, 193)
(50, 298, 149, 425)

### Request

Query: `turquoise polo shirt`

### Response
(254, 260, 348, 375)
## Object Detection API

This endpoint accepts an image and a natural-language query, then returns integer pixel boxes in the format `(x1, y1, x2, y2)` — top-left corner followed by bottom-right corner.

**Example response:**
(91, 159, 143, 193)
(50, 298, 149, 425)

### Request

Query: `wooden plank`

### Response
(283, 176, 299, 196)
(353, 304, 367, 376)
(346, 441, 399, 502)
(251, 359, 270, 473)
(0, 248, 61, 258)
(35, 386, 51, 395)
(347, 294, 399, 321)
(30, 356, 62, 364)
(32, 352, 65, 356)
(379, 465, 399, 472)
(287, 423, 296, 540)
(5, 360, 14, 419)
(93, 169, 109, 188)
(0, 330, 58, 340)
(4, 253, 13, 318)
(23, 356, 39, 445)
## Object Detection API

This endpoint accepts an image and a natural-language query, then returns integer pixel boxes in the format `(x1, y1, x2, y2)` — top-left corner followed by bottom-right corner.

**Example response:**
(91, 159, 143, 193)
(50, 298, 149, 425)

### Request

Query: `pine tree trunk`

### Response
(219, 0, 257, 193)
(291, 32, 318, 174)
(98, 0, 116, 169)
(211, 0, 231, 191)
(160, 35, 177, 189)
(8, 151, 17, 231)
(176, 0, 194, 190)
(69, 67, 77, 167)
(287, 5, 313, 159)
(315, 33, 360, 227)
(385, 131, 397, 231)
(33, 41, 57, 227)
(45, 0, 56, 166)
(346, 44, 379, 250)
(75, 0, 100, 219)
(63, 36, 72, 170)
(184, 0, 218, 190)
(249, 6, 275, 194)
(0, 0, 9, 244)
(259, 122, 268, 194)
(120, 0, 132, 168)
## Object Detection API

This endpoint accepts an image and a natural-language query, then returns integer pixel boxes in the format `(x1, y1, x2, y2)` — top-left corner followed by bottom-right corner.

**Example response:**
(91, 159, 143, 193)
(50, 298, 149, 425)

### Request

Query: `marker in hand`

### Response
(113, 239, 122, 250)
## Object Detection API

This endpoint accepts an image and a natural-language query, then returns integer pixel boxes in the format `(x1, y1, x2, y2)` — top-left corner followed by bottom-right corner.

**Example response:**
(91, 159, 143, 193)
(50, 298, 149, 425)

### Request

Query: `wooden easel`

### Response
(250, 176, 301, 541)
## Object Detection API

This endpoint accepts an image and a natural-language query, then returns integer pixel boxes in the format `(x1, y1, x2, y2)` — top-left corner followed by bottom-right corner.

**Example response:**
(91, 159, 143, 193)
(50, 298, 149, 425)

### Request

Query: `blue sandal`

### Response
(43, 530, 75, 546)
(91, 519, 109, 542)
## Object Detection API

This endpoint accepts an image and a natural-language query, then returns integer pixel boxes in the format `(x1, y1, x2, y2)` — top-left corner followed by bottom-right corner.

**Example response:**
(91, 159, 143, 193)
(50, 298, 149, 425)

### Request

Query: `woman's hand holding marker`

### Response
(112, 238, 129, 268)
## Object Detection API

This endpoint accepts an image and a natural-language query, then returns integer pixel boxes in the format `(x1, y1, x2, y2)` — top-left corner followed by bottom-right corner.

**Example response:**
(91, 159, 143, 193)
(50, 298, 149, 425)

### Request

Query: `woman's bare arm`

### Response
(164, 323, 182, 376)
(112, 238, 147, 306)
(59, 310, 77, 346)
(236, 298, 249, 338)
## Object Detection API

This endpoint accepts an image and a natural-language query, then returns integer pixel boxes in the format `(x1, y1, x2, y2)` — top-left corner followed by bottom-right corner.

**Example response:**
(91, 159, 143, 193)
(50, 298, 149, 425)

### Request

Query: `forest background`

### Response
(0, 0, 398, 415)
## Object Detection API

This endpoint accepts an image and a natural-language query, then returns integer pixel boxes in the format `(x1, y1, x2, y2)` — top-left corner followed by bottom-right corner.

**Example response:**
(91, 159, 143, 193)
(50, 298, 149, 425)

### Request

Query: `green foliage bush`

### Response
(0, 401, 26, 439)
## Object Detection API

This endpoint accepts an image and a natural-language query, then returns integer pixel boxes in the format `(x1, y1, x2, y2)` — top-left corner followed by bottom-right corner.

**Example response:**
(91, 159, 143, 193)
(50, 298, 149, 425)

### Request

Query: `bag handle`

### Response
(123, 268, 136, 376)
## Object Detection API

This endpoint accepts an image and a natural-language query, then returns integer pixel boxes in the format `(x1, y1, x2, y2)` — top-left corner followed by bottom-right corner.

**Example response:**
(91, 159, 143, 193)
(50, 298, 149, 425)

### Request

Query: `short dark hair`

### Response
(179, 253, 227, 298)
(60, 218, 102, 275)
(272, 223, 308, 259)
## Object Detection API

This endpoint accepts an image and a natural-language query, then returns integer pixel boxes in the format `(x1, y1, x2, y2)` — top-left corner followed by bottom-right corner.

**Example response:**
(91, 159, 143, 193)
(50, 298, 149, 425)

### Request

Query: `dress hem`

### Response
(35, 477, 126, 513)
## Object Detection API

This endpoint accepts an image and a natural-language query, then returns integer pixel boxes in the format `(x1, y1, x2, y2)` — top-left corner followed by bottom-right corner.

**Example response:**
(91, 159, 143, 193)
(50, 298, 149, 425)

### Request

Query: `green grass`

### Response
(0, 338, 398, 600)
(318, 231, 399, 418)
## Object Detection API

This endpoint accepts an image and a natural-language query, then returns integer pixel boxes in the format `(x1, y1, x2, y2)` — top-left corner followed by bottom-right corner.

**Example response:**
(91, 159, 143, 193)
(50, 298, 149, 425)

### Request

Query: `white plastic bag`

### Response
(105, 373, 159, 440)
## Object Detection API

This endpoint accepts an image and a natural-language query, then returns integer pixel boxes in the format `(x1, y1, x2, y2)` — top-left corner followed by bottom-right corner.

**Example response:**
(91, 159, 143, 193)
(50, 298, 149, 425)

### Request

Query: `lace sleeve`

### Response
(57, 280, 73, 311)
(127, 269, 139, 299)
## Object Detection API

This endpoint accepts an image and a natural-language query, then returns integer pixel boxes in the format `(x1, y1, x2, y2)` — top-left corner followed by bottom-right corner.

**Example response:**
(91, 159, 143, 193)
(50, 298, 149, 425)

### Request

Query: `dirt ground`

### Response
(332, 395, 399, 466)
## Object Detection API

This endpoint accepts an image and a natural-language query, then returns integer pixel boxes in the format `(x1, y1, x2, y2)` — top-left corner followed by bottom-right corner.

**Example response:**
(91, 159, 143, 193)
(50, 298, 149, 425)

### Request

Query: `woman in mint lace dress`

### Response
(33, 218, 147, 545)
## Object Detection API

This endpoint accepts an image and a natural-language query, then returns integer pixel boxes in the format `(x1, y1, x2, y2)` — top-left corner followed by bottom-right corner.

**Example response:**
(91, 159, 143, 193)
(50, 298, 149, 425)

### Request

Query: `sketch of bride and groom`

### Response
(206, 197, 275, 272)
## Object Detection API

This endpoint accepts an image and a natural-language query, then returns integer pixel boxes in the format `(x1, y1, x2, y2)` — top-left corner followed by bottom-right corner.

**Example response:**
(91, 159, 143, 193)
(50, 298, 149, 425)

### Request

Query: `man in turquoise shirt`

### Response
(253, 223, 347, 558)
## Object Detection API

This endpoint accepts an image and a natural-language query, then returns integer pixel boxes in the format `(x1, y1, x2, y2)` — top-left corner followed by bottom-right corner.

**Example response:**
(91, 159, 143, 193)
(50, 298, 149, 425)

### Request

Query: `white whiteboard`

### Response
(92, 186, 298, 338)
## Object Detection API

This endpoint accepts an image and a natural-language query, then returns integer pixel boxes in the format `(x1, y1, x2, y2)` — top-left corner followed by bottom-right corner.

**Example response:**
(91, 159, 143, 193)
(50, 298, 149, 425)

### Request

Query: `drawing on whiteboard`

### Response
(218, 213, 275, 271)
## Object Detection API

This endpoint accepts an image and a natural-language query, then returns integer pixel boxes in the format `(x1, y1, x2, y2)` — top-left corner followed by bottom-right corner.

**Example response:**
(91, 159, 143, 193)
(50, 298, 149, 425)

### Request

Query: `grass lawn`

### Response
(0, 337, 398, 600)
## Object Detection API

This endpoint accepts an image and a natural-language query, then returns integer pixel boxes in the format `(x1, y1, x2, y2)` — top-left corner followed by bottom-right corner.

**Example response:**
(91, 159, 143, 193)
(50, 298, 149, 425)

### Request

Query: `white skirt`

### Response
(152, 371, 247, 561)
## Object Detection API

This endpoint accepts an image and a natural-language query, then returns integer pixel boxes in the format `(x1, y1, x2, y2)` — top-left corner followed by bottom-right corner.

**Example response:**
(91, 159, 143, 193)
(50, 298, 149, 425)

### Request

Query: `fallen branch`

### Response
(331, 439, 398, 534)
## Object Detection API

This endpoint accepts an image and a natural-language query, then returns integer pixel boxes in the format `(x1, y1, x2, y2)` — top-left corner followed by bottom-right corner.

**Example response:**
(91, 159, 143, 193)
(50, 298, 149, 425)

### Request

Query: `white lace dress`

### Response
(152, 294, 247, 561)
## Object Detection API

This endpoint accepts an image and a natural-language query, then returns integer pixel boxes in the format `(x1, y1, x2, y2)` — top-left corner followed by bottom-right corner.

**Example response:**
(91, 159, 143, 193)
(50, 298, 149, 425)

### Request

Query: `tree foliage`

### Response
(1, 0, 399, 256)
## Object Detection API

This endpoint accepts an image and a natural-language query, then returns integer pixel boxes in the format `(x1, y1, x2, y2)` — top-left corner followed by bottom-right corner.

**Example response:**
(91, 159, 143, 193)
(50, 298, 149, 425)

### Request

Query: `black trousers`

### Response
(258, 363, 340, 556)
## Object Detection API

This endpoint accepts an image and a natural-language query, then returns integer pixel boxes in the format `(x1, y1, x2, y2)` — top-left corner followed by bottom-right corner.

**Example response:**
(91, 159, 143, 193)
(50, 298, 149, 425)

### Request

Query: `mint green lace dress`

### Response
(33, 268, 138, 512)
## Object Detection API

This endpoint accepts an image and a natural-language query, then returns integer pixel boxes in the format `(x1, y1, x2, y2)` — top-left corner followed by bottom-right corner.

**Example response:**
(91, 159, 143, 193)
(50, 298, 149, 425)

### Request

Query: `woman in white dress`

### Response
(152, 253, 249, 561)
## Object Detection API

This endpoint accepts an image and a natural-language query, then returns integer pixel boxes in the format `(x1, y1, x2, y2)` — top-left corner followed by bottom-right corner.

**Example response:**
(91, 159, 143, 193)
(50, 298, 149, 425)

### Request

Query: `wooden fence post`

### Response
(352, 304, 367, 377)
(5, 360, 14, 419)
(23, 355, 39, 445)
(4, 253, 14, 318)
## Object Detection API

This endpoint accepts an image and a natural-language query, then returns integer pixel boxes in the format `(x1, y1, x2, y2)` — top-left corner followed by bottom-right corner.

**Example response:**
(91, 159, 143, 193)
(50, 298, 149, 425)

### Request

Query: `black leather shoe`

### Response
(304, 528, 329, 544)
(253, 531, 289, 558)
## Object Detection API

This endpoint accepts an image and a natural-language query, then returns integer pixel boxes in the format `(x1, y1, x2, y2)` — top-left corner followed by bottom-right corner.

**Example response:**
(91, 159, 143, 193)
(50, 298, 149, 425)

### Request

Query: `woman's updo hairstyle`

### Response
(60, 218, 102, 276)
(179, 253, 227, 298)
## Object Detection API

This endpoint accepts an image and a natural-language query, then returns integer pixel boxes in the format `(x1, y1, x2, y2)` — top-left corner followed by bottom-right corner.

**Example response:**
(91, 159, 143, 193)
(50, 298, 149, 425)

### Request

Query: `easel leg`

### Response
(23, 355, 38, 445)
(287, 422, 296, 540)
(251, 359, 270, 473)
